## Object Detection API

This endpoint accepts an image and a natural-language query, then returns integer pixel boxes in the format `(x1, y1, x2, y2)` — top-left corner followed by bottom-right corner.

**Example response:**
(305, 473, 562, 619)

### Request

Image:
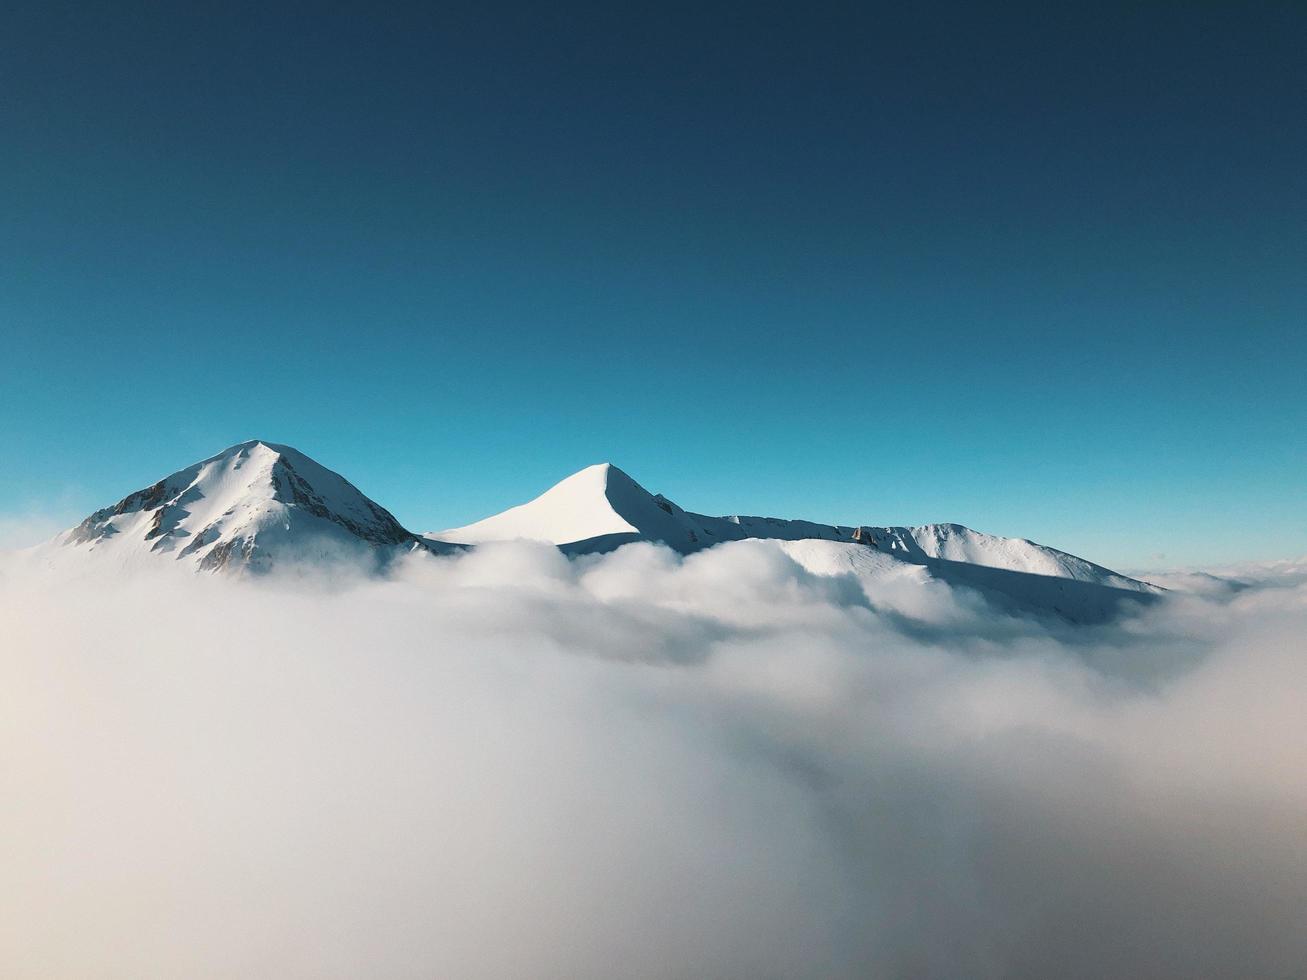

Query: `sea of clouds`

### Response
(2, 540, 1304, 979)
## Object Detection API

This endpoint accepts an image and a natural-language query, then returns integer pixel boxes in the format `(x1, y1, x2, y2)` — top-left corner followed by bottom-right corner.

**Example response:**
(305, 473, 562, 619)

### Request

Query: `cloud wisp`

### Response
(2, 541, 1304, 979)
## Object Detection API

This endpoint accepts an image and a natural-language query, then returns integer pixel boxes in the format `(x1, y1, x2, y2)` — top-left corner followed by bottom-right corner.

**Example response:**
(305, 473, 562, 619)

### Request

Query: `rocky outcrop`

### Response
(272, 455, 417, 547)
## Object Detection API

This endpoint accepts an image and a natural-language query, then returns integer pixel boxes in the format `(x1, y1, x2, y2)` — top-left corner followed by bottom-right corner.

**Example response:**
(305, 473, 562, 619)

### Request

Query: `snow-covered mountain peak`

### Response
(533, 462, 645, 501)
(430, 462, 1160, 621)
(434, 462, 699, 552)
(55, 440, 444, 573)
(39, 444, 1158, 623)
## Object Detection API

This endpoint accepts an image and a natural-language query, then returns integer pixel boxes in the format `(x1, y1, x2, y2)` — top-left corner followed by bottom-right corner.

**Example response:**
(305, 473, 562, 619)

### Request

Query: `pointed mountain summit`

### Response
(57, 440, 452, 573)
(433, 461, 869, 554)
(435, 463, 712, 554)
(431, 462, 1159, 621)
(434, 463, 1150, 588)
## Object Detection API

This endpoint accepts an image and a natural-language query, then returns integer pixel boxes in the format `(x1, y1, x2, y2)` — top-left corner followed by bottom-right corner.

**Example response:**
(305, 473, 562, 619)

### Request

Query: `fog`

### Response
(2, 541, 1304, 978)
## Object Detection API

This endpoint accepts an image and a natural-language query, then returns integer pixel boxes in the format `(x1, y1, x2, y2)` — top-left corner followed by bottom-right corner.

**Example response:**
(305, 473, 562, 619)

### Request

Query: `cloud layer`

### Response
(2, 542, 1304, 978)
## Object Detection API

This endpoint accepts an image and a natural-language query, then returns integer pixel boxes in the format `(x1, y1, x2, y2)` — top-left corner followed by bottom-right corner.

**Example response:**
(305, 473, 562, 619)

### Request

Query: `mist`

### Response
(2, 541, 1304, 979)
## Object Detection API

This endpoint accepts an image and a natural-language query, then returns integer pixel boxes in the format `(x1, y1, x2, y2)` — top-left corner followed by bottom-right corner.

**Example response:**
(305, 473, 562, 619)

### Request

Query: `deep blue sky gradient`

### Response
(2, 2, 1304, 565)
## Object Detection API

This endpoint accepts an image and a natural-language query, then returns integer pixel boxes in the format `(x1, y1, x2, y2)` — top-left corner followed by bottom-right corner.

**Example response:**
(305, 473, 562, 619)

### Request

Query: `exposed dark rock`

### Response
(198, 539, 238, 572)
(111, 479, 170, 516)
(177, 524, 220, 559)
(67, 516, 118, 544)
(144, 508, 167, 540)
(273, 455, 418, 547)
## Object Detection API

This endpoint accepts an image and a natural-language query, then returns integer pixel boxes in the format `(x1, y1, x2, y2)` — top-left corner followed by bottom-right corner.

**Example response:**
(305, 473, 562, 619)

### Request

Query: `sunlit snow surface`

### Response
(435, 460, 1158, 623)
(38, 441, 456, 575)
(35, 443, 1156, 624)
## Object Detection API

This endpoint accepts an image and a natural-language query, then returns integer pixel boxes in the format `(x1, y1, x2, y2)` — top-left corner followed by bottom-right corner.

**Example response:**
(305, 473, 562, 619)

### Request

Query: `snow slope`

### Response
(776, 538, 1153, 625)
(37, 446, 1157, 621)
(43, 441, 454, 574)
(433, 463, 1156, 597)
(437, 463, 891, 554)
(440, 464, 659, 550)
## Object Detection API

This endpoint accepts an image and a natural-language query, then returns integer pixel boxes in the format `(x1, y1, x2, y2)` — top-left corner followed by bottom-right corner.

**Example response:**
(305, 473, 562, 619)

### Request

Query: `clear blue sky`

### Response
(2, 2, 1304, 567)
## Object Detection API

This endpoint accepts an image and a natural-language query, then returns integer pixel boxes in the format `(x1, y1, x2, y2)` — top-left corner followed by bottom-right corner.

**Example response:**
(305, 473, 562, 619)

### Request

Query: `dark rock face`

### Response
(197, 537, 258, 573)
(177, 523, 220, 560)
(144, 508, 167, 540)
(271, 456, 418, 547)
(66, 514, 117, 545)
(112, 479, 170, 516)
(70, 475, 194, 545)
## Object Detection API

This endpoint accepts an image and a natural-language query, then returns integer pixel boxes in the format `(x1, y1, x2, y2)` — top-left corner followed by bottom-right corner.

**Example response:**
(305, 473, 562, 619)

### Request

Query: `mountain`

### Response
(437, 462, 870, 554)
(435, 463, 710, 556)
(432, 462, 1159, 622)
(48, 441, 454, 574)
(434, 463, 1153, 589)
(39, 445, 1157, 623)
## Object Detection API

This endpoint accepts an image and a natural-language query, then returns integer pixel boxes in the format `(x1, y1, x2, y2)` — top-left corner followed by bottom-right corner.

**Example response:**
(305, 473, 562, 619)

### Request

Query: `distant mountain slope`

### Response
(437, 464, 678, 552)
(437, 463, 877, 553)
(896, 523, 1149, 592)
(776, 538, 1154, 625)
(48, 441, 455, 574)
(432, 462, 1157, 597)
(38, 446, 1158, 622)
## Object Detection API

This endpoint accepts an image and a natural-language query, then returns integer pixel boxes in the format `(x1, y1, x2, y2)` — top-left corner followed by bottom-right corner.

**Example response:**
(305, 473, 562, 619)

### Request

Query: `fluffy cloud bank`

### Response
(2, 542, 1304, 978)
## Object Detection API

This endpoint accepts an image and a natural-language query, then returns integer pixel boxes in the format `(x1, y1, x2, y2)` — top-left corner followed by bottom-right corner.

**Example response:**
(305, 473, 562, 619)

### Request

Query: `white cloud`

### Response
(1, 541, 1304, 978)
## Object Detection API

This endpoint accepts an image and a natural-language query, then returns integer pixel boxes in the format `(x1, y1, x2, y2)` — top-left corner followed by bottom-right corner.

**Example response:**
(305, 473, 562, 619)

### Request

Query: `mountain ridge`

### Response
(39, 443, 1159, 621)
(433, 461, 1155, 594)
